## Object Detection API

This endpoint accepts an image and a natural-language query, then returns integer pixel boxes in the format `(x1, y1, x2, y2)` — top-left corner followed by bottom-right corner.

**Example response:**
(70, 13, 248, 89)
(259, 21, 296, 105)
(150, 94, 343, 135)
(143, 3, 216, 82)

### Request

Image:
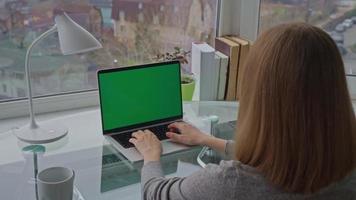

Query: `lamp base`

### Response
(15, 122, 68, 144)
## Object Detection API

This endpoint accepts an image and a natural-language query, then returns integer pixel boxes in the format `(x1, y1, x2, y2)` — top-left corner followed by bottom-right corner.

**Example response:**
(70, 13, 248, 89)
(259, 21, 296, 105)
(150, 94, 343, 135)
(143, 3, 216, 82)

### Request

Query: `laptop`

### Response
(97, 61, 189, 162)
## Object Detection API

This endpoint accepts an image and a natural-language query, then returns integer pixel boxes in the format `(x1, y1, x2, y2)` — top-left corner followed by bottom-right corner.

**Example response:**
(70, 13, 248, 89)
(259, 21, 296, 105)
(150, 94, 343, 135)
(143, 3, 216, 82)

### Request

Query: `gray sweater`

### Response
(141, 141, 356, 200)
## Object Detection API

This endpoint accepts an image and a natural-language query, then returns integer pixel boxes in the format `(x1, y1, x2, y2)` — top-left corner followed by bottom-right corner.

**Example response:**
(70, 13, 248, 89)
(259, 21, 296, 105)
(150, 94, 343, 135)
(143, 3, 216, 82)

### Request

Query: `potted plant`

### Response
(153, 47, 195, 101)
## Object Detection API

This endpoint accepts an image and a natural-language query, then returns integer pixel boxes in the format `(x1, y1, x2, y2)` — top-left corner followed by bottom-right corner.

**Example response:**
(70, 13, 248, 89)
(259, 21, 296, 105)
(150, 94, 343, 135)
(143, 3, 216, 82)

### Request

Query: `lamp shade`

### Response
(55, 13, 102, 55)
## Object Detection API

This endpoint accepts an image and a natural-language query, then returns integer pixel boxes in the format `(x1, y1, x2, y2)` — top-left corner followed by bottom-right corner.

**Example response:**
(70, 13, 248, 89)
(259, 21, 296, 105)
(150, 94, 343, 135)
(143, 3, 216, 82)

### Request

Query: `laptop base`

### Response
(105, 136, 190, 162)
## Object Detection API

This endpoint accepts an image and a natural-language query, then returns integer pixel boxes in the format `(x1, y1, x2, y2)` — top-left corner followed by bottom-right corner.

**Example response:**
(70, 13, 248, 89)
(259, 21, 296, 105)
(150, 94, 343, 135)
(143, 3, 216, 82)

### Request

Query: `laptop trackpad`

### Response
(162, 140, 190, 154)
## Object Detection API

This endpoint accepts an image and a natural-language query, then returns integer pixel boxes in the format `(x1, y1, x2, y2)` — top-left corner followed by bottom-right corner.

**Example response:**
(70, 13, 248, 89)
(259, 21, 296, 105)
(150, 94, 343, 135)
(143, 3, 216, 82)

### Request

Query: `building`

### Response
(111, 0, 216, 52)
(90, 0, 114, 29)
(53, 3, 103, 37)
(0, 8, 11, 37)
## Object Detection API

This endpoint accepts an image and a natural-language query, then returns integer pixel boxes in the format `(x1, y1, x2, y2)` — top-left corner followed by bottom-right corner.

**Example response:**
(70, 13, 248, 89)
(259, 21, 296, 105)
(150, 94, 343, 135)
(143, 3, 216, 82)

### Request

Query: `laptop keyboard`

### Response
(111, 124, 170, 148)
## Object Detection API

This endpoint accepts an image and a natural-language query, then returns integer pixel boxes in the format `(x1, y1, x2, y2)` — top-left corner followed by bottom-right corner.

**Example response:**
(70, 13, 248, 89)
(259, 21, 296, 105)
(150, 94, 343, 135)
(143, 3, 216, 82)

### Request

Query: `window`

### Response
(174, 5, 179, 13)
(153, 15, 160, 25)
(138, 12, 144, 22)
(0, 0, 219, 102)
(138, 2, 143, 10)
(119, 10, 125, 21)
(14, 72, 24, 80)
(2, 84, 6, 93)
(16, 88, 26, 97)
(120, 25, 126, 33)
(260, 0, 356, 75)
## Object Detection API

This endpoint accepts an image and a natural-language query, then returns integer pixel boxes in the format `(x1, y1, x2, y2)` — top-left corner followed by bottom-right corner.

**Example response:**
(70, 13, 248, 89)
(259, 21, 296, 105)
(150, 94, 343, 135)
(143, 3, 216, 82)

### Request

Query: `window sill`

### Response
(0, 90, 99, 120)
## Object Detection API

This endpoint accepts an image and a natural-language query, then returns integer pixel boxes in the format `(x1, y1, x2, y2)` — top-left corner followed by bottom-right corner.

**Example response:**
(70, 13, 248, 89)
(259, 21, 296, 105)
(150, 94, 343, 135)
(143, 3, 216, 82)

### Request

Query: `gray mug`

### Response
(37, 167, 75, 200)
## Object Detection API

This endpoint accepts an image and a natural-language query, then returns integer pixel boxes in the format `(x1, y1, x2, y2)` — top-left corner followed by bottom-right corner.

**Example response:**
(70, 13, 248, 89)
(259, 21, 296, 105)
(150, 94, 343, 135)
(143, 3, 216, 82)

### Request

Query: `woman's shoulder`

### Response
(201, 161, 356, 199)
(196, 160, 275, 199)
(206, 160, 259, 174)
(204, 160, 265, 185)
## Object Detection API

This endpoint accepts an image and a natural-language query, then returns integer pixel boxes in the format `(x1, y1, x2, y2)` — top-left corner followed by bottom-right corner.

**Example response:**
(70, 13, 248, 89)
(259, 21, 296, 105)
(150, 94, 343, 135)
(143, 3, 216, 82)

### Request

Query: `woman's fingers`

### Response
(143, 129, 154, 135)
(166, 132, 182, 142)
(132, 130, 158, 142)
(144, 129, 152, 133)
(129, 129, 162, 163)
(168, 122, 185, 130)
(129, 138, 137, 145)
(132, 130, 144, 139)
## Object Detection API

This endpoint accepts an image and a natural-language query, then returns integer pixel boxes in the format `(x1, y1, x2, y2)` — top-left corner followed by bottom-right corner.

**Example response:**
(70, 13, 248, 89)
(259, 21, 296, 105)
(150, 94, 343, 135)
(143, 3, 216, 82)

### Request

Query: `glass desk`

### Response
(0, 101, 238, 200)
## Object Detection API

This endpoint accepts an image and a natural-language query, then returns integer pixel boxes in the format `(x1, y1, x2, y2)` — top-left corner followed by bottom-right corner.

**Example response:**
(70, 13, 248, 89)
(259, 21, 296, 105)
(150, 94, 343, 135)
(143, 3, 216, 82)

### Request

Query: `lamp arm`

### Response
(25, 25, 57, 129)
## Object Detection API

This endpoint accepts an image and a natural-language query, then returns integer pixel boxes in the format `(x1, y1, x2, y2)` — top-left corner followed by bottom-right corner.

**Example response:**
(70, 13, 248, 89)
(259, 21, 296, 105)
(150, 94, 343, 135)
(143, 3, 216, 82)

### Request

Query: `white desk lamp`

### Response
(15, 12, 102, 144)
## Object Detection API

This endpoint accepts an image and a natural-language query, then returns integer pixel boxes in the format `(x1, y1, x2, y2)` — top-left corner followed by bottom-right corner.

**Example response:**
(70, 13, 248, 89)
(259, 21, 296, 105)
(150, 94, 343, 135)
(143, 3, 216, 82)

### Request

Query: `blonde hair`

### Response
(235, 23, 356, 193)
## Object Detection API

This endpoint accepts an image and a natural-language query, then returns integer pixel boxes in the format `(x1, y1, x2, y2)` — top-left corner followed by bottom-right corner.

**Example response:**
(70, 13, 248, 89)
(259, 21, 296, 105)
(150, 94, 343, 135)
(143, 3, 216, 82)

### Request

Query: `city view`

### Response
(0, 0, 217, 101)
(0, 0, 355, 102)
(260, 0, 356, 75)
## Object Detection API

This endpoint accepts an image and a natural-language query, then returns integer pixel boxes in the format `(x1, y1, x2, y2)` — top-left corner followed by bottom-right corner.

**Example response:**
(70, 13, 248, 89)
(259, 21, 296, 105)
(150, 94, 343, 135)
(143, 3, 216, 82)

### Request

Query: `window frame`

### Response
(347, 74, 356, 100)
(1, 0, 353, 120)
(1, 0, 236, 120)
(0, 90, 99, 119)
(217, 0, 260, 41)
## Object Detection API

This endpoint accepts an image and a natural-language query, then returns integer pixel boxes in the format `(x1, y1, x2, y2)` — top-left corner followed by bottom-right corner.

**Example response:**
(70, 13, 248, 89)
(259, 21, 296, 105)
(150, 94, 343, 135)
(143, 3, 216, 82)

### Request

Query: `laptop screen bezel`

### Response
(97, 61, 183, 135)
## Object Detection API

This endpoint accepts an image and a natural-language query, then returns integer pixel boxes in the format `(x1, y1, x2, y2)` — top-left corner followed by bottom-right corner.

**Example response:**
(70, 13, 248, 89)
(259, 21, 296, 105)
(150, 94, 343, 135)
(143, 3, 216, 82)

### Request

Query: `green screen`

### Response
(98, 63, 182, 132)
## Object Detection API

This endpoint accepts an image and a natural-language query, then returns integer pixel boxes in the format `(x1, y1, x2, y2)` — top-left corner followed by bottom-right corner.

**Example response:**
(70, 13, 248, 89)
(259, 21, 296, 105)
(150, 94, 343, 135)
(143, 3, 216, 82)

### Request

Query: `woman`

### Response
(129, 23, 356, 199)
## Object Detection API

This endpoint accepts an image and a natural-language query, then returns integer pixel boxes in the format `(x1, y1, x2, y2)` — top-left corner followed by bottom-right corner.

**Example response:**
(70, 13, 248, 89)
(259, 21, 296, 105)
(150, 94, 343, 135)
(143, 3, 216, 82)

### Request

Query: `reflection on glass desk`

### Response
(197, 120, 237, 167)
(0, 101, 238, 200)
(100, 144, 203, 193)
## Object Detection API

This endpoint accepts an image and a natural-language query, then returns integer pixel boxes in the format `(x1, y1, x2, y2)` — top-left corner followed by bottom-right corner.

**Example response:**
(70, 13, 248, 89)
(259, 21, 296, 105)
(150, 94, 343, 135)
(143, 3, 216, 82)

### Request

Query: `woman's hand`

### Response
(129, 130, 162, 163)
(166, 122, 211, 146)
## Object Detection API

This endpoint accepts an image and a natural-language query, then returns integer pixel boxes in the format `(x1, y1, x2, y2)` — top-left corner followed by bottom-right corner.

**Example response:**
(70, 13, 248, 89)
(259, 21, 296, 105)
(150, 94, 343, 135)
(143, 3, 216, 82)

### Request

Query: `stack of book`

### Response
(191, 36, 251, 101)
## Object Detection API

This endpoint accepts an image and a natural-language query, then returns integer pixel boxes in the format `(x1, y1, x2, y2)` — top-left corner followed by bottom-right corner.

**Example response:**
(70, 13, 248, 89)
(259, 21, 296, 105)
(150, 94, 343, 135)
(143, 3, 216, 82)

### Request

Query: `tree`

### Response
(134, 20, 160, 63)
